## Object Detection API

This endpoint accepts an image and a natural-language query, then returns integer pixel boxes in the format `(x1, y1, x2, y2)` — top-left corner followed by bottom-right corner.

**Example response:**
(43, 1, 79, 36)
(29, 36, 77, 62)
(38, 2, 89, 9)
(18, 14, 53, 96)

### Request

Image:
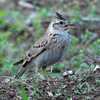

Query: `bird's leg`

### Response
(28, 65, 46, 80)
(25, 64, 44, 80)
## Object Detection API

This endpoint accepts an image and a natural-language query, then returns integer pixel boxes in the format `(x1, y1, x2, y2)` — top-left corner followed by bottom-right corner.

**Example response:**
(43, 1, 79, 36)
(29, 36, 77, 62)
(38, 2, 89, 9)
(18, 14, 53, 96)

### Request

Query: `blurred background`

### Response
(0, 0, 100, 76)
(0, 0, 100, 100)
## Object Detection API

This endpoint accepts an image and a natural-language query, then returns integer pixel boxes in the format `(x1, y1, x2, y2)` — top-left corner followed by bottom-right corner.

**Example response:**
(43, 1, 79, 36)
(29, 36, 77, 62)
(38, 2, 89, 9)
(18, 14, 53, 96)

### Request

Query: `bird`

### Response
(14, 12, 72, 79)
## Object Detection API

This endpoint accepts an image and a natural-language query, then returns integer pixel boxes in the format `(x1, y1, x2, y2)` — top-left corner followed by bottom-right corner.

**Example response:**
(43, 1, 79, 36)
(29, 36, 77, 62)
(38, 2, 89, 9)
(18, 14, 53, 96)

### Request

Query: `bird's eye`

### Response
(59, 21, 64, 25)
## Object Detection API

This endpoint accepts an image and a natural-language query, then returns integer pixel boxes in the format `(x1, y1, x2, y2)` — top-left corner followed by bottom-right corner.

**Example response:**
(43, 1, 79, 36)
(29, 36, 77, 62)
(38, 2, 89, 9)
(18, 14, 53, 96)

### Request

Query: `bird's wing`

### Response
(14, 34, 50, 79)
(13, 34, 49, 66)
(33, 35, 48, 48)
(34, 34, 65, 50)
(14, 34, 66, 79)
(14, 34, 65, 67)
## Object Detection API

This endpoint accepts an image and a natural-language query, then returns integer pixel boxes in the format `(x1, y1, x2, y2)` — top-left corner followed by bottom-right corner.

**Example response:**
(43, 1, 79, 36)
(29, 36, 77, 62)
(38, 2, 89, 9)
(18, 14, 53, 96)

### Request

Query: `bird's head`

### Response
(47, 12, 74, 35)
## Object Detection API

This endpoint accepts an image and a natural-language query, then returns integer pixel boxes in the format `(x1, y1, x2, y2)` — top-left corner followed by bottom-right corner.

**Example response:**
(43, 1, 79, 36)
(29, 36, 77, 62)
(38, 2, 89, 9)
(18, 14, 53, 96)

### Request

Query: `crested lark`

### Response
(14, 12, 72, 79)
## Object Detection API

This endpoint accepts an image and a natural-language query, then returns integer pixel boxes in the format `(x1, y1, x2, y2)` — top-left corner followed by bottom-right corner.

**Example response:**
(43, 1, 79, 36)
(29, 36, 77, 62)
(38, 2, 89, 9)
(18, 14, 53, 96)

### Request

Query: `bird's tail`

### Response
(13, 59, 24, 65)
(14, 67, 27, 79)
(14, 58, 31, 79)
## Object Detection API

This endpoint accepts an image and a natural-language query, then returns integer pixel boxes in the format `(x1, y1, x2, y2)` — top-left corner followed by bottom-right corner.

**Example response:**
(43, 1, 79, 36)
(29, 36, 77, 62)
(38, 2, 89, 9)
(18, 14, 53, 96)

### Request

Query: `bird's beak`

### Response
(64, 24, 76, 30)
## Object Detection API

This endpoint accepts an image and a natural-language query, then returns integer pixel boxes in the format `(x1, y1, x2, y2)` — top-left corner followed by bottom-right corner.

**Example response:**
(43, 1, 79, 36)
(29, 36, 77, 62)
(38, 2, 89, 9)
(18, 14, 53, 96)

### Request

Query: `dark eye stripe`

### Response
(59, 21, 64, 25)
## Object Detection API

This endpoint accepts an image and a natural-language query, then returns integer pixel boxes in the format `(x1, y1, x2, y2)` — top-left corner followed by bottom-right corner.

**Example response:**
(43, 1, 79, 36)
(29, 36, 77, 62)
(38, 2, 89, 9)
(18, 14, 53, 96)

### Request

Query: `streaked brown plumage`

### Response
(14, 12, 72, 79)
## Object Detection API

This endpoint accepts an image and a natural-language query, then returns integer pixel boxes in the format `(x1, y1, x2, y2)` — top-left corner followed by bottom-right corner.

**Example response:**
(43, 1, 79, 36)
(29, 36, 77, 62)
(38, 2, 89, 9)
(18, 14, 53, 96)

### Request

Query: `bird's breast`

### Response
(34, 47, 65, 67)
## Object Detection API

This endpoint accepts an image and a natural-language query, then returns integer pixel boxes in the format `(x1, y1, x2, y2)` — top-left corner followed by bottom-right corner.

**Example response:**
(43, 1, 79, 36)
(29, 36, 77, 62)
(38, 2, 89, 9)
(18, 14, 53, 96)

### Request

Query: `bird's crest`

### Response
(55, 12, 66, 20)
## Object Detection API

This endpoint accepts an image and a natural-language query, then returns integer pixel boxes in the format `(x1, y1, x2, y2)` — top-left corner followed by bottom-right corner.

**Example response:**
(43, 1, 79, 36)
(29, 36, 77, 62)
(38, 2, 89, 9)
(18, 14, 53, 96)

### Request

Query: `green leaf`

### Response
(0, 10, 7, 17)
(20, 86, 29, 100)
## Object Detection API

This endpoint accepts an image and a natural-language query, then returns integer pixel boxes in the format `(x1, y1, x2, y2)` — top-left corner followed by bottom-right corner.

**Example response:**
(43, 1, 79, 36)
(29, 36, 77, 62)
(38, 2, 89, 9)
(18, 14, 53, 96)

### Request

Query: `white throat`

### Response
(47, 22, 58, 34)
(47, 22, 71, 45)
